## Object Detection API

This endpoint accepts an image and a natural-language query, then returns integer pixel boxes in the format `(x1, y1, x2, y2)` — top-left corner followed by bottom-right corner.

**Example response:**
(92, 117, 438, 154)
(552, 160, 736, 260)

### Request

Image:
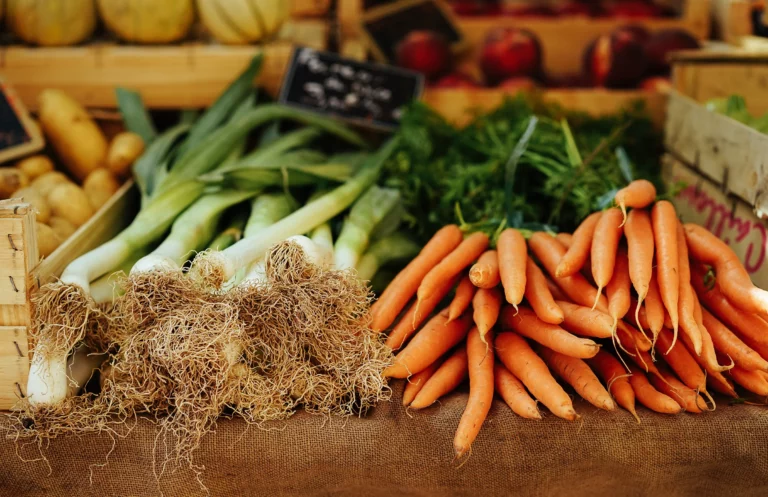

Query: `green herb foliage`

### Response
(382, 95, 663, 244)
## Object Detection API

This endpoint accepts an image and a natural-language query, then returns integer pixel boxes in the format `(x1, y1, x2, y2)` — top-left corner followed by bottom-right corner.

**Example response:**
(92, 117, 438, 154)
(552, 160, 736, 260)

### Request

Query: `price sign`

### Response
(279, 46, 424, 131)
(0, 78, 44, 164)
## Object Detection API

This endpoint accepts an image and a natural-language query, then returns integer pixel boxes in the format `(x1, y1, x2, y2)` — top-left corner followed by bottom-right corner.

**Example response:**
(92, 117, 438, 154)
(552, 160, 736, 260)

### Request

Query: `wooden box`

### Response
(0, 183, 138, 410)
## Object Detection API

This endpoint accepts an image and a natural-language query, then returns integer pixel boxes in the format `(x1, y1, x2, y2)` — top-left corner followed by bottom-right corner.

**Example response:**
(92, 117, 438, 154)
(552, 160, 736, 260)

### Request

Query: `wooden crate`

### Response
(0, 19, 328, 111)
(290, 0, 331, 18)
(0, 183, 138, 410)
(711, 0, 753, 44)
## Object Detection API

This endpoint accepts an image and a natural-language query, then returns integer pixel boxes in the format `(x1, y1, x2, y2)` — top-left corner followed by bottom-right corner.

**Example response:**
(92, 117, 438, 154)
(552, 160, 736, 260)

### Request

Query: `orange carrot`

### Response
(538, 346, 615, 410)
(627, 364, 681, 414)
(644, 271, 666, 341)
(707, 370, 739, 398)
(495, 332, 578, 420)
(680, 319, 731, 377)
(494, 363, 541, 420)
(469, 250, 501, 289)
(702, 308, 768, 372)
(655, 329, 707, 393)
(651, 201, 680, 347)
(473, 286, 503, 344)
(590, 208, 624, 306)
(587, 350, 638, 420)
(448, 275, 476, 323)
(676, 221, 702, 355)
(615, 179, 657, 221)
(556, 300, 614, 339)
(729, 365, 768, 396)
(606, 247, 631, 330)
(371, 225, 463, 331)
(529, 232, 609, 313)
(555, 212, 601, 278)
(617, 321, 652, 352)
(417, 231, 489, 304)
(685, 223, 768, 315)
(525, 259, 564, 324)
(454, 327, 494, 458)
(410, 346, 468, 409)
(402, 358, 443, 406)
(649, 369, 706, 413)
(386, 274, 460, 350)
(501, 306, 600, 358)
(384, 311, 472, 379)
(555, 232, 573, 249)
(497, 229, 527, 308)
(545, 277, 569, 302)
(624, 208, 655, 330)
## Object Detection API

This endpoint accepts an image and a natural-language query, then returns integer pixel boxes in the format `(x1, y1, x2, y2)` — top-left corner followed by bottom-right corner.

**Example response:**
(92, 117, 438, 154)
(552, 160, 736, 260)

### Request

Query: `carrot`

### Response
(545, 277, 569, 302)
(538, 346, 615, 410)
(702, 308, 768, 372)
(529, 232, 609, 313)
(469, 250, 501, 289)
(494, 363, 541, 420)
(556, 300, 614, 339)
(587, 350, 639, 421)
(497, 229, 527, 308)
(680, 318, 731, 375)
(454, 327, 494, 458)
(473, 286, 502, 345)
(627, 364, 681, 414)
(651, 201, 680, 348)
(418, 231, 489, 305)
(386, 275, 460, 350)
(555, 211, 601, 278)
(692, 263, 768, 360)
(590, 207, 624, 306)
(685, 223, 768, 315)
(495, 332, 578, 420)
(371, 225, 463, 331)
(615, 179, 657, 221)
(624, 208, 655, 331)
(707, 370, 738, 398)
(617, 321, 652, 352)
(501, 306, 600, 359)
(644, 271, 666, 342)
(606, 247, 631, 330)
(384, 311, 473, 379)
(649, 369, 706, 413)
(676, 221, 703, 355)
(555, 232, 573, 249)
(655, 329, 707, 393)
(402, 358, 443, 406)
(525, 259, 564, 324)
(729, 365, 768, 396)
(410, 346, 468, 409)
(448, 275, 476, 323)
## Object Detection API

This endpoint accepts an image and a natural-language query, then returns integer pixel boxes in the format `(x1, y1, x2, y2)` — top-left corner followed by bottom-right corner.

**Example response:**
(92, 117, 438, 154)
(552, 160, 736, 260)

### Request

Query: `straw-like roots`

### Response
(31, 282, 99, 356)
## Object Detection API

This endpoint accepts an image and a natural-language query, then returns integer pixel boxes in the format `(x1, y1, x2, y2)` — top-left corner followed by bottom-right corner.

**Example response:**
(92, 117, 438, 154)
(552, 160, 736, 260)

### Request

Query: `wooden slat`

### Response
(0, 326, 29, 409)
(290, 0, 331, 17)
(711, 0, 753, 43)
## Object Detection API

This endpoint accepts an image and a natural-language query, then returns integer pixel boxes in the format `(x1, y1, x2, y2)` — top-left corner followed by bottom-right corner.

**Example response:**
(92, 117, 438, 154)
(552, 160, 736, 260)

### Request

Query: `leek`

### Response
(206, 209, 249, 251)
(243, 193, 295, 238)
(355, 234, 421, 281)
(307, 189, 334, 256)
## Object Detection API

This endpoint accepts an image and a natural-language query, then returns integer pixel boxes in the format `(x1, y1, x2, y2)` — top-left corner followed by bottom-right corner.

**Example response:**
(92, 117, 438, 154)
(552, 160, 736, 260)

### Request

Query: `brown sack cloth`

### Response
(1, 382, 767, 497)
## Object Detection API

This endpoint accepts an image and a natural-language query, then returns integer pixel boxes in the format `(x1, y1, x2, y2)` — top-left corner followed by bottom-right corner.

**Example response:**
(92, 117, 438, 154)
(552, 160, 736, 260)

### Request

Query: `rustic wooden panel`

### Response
(0, 326, 29, 409)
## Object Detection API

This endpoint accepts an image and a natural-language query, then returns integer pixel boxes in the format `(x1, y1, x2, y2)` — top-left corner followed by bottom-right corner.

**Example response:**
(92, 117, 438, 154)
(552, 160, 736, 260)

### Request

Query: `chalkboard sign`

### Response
(279, 46, 424, 131)
(0, 78, 44, 164)
(363, 0, 398, 10)
(361, 0, 465, 63)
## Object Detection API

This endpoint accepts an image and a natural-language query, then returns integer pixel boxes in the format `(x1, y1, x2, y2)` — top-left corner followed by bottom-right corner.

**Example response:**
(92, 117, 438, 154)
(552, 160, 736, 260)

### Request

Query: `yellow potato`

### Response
(48, 183, 94, 227)
(11, 187, 51, 223)
(0, 168, 29, 199)
(83, 168, 120, 210)
(48, 216, 78, 241)
(36, 222, 62, 258)
(30, 171, 70, 198)
(107, 132, 144, 178)
(15, 155, 55, 180)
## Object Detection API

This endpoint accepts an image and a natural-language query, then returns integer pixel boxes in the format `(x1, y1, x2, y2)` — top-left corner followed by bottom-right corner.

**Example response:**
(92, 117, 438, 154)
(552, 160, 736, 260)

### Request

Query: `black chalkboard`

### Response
(362, 0, 465, 63)
(363, 0, 398, 10)
(278, 46, 424, 131)
(0, 79, 43, 163)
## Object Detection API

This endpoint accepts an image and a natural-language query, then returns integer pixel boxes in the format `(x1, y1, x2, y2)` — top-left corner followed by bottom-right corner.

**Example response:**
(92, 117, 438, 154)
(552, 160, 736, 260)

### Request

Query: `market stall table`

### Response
(1, 383, 767, 497)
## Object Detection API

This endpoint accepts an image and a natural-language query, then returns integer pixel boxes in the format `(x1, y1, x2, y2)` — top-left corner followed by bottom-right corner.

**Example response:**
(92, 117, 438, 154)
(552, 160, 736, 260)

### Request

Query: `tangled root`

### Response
(187, 250, 230, 290)
(31, 283, 97, 356)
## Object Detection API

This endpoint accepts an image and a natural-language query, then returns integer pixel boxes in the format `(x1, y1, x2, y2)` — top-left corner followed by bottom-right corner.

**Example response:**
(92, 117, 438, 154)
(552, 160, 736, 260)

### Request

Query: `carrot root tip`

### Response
(591, 286, 603, 311)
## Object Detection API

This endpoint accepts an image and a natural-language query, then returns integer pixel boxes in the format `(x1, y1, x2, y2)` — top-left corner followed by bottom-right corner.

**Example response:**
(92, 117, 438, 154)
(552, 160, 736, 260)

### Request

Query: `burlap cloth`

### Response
(1, 381, 767, 497)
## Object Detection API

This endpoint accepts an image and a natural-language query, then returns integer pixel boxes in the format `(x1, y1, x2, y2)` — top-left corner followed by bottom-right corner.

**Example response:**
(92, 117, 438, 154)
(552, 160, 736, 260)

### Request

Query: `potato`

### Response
(30, 171, 70, 198)
(36, 222, 62, 258)
(48, 183, 94, 227)
(107, 131, 144, 178)
(83, 168, 120, 210)
(0, 168, 29, 199)
(48, 216, 78, 240)
(11, 187, 51, 223)
(15, 155, 55, 180)
(37, 89, 108, 181)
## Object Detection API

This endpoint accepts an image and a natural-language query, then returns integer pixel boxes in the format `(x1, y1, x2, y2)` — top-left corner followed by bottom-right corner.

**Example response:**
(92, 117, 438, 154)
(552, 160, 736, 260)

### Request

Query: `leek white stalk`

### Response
(90, 245, 155, 304)
(333, 186, 401, 270)
(355, 233, 421, 281)
(131, 189, 257, 274)
(26, 352, 68, 406)
(243, 193, 294, 238)
(307, 189, 333, 255)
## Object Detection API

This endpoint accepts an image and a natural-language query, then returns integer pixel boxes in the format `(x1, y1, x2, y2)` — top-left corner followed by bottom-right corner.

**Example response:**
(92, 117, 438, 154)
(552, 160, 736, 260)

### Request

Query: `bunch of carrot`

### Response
(371, 179, 768, 458)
